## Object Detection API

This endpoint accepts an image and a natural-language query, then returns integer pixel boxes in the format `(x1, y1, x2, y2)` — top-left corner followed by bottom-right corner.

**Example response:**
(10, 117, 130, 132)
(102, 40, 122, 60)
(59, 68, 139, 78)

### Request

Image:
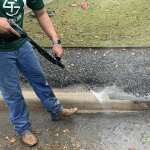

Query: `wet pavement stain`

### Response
(0, 109, 150, 150)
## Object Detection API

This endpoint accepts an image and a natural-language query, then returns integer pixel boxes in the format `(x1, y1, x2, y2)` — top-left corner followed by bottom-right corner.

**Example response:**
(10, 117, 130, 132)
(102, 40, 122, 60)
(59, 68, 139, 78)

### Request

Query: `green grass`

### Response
(24, 0, 150, 47)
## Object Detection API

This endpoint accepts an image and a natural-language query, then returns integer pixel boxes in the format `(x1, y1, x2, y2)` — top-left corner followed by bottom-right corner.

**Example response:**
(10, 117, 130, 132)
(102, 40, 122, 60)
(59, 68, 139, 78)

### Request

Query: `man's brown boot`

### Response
(52, 108, 78, 121)
(21, 131, 38, 147)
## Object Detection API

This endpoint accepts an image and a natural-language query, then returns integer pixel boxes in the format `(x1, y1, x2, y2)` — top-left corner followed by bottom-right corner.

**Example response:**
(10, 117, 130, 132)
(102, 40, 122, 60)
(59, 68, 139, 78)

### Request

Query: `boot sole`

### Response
(27, 140, 38, 147)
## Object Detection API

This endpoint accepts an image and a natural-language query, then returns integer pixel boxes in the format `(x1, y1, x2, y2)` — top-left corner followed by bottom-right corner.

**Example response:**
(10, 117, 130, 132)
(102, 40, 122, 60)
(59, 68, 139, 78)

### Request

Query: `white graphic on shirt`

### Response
(22, 0, 27, 6)
(3, 0, 20, 16)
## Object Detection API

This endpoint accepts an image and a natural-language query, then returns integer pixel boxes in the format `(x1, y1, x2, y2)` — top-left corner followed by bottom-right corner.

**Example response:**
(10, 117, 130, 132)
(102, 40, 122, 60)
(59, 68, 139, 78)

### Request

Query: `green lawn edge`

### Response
(23, 0, 150, 47)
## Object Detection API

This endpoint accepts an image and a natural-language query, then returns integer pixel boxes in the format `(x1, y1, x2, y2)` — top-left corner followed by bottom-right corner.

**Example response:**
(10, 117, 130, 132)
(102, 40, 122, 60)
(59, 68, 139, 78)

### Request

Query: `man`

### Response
(0, 0, 78, 147)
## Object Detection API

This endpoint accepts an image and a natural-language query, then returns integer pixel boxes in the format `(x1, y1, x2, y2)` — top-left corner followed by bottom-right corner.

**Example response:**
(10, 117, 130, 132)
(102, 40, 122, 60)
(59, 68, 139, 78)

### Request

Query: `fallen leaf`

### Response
(131, 53, 136, 55)
(122, 48, 126, 51)
(72, 144, 75, 147)
(46, 128, 51, 132)
(131, 123, 134, 127)
(115, 64, 118, 69)
(10, 137, 16, 143)
(141, 133, 149, 137)
(5, 136, 9, 140)
(76, 144, 80, 147)
(125, 139, 130, 141)
(55, 128, 62, 132)
(54, 133, 59, 137)
(72, 4, 77, 7)
(63, 129, 69, 132)
(65, 129, 69, 132)
(70, 137, 75, 141)
(146, 67, 150, 70)
(147, 137, 150, 142)
(103, 50, 110, 56)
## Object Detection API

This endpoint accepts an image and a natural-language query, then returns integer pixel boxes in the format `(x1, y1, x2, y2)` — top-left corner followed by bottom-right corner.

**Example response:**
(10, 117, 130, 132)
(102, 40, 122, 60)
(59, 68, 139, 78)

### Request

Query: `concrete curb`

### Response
(0, 88, 150, 111)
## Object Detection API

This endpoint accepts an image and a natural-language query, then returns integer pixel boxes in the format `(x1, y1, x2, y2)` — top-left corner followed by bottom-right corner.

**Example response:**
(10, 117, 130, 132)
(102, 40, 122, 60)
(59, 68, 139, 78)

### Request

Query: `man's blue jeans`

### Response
(0, 41, 63, 135)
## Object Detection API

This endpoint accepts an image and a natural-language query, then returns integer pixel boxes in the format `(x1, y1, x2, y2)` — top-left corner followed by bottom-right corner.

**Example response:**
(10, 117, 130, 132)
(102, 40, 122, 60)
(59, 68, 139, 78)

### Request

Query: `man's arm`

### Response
(33, 8, 63, 57)
(0, 17, 20, 37)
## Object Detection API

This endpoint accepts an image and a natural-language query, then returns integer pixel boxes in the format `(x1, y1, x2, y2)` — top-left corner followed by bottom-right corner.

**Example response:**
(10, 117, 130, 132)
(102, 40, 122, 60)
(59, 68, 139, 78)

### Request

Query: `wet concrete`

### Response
(0, 109, 150, 150)
(19, 47, 150, 99)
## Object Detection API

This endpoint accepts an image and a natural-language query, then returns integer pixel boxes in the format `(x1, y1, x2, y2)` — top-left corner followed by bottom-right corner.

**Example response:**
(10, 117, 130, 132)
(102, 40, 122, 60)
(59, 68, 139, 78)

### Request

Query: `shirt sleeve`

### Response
(27, 0, 45, 11)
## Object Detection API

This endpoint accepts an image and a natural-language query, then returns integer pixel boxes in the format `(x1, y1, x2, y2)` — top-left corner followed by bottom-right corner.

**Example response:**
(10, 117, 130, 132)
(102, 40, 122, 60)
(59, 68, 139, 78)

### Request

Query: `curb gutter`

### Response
(0, 89, 150, 111)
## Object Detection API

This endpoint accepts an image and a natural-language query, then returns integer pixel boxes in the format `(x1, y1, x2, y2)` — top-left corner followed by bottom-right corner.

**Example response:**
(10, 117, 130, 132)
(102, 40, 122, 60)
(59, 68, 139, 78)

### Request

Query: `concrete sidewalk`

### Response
(1, 109, 150, 149)
(1, 88, 150, 111)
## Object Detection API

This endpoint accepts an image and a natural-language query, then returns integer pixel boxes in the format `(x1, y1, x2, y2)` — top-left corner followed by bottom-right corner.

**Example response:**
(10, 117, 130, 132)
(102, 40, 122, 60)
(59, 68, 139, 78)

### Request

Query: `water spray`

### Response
(9, 21, 94, 93)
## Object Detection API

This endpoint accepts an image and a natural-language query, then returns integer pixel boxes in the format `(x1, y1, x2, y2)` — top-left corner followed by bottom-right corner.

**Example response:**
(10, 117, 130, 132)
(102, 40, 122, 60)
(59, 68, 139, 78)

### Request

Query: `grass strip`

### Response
(24, 0, 150, 47)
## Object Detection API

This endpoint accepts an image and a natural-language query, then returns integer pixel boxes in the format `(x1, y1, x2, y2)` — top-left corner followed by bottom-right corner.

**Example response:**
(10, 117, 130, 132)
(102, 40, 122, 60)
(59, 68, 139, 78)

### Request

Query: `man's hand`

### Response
(0, 17, 20, 37)
(52, 44, 63, 58)
(33, 9, 63, 57)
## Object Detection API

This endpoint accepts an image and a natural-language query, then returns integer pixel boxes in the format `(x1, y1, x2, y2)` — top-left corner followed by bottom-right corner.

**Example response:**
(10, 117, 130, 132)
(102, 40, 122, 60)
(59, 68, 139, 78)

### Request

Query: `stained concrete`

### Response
(0, 109, 150, 150)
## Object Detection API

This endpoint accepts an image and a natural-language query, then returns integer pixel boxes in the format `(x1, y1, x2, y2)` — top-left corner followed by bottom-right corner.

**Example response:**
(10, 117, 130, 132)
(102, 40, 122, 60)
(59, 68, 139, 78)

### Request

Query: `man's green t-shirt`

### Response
(0, 0, 44, 51)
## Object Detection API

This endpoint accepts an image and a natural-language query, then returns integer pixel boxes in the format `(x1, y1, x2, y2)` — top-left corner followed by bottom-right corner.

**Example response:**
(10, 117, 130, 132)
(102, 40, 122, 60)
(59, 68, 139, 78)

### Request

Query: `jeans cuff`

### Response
(51, 105, 63, 118)
(19, 129, 32, 136)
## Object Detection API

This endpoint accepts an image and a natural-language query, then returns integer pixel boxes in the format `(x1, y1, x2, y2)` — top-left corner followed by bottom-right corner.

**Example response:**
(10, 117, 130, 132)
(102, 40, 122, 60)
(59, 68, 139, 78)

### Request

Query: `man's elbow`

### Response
(33, 8, 46, 18)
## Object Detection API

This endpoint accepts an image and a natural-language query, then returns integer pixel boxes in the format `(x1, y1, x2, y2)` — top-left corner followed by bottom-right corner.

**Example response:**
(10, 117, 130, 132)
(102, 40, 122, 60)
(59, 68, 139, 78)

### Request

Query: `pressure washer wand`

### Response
(9, 21, 64, 68)
(64, 68, 92, 91)
(9, 21, 92, 91)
